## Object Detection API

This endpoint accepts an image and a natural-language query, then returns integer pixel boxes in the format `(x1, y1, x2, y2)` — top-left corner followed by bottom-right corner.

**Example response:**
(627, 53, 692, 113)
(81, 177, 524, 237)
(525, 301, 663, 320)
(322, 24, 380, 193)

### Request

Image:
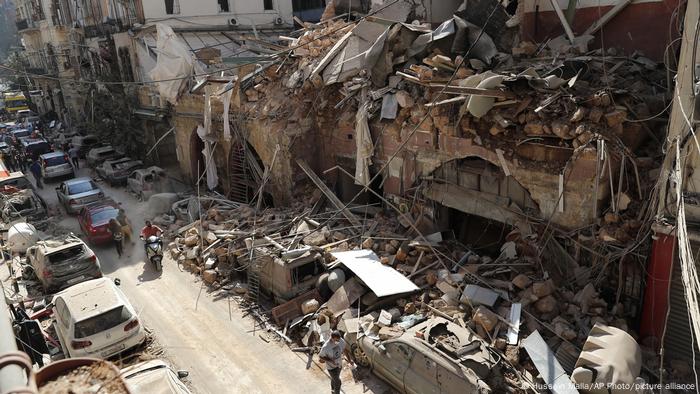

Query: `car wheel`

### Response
(351, 343, 370, 368)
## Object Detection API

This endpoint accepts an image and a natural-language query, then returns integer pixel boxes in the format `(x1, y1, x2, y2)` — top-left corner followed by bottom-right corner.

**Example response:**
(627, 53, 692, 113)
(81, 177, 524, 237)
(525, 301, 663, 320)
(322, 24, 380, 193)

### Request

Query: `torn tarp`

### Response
(196, 125, 219, 190)
(354, 99, 374, 186)
(149, 24, 202, 105)
(330, 250, 419, 297)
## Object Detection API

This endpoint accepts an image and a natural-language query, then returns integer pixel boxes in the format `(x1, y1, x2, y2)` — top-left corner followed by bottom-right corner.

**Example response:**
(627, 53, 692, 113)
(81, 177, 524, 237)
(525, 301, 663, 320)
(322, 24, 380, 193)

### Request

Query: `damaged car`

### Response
(56, 177, 106, 214)
(0, 189, 48, 226)
(27, 235, 102, 292)
(96, 157, 143, 186)
(346, 317, 497, 394)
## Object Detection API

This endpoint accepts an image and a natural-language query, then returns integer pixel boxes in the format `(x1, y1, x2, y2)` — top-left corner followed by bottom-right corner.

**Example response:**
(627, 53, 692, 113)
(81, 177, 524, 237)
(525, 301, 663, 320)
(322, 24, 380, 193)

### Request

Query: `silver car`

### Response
(86, 145, 120, 168)
(41, 151, 75, 180)
(96, 157, 143, 186)
(56, 177, 105, 214)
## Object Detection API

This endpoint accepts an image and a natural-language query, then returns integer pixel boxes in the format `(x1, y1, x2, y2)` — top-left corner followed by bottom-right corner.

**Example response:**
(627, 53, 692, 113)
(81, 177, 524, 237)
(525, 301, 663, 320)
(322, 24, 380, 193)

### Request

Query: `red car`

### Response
(78, 201, 120, 245)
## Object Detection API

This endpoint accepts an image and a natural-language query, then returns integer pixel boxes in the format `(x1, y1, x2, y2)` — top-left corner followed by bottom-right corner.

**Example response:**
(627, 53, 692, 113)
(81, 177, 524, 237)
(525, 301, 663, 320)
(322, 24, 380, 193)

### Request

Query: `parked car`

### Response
(10, 128, 31, 141)
(121, 359, 191, 394)
(0, 189, 48, 225)
(78, 200, 120, 245)
(56, 177, 106, 214)
(53, 130, 79, 148)
(0, 172, 35, 191)
(86, 145, 121, 168)
(26, 235, 102, 292)
(126, 167, 169, 200)
(0, 141, 10, 154)
(97, 157, 143, 186)
(21, 138, 52, 160)
(51, 277, 145, 359)
(70, 135, 100, 159)
(40, 151, 74, 180)
(15, 109, 37, 122)
(23, 115, 41, 127)
(347, 317, 497, 394)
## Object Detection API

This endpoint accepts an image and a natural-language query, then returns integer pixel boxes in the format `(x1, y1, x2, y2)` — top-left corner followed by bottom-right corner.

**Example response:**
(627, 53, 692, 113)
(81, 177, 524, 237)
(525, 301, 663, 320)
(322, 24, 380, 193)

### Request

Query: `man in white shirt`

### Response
(318, 330, 355, 394)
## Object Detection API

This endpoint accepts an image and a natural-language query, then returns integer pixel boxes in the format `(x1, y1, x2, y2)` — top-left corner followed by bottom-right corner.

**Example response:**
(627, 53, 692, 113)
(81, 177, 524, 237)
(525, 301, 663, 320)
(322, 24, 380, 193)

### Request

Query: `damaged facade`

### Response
(141, 0, 696, 389)
(10, 0, 700, 389)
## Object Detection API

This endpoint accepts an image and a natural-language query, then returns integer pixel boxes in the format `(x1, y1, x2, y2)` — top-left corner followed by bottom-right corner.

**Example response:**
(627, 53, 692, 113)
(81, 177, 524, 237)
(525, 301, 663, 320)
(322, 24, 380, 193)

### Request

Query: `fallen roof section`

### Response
(330, 249, 419, 297)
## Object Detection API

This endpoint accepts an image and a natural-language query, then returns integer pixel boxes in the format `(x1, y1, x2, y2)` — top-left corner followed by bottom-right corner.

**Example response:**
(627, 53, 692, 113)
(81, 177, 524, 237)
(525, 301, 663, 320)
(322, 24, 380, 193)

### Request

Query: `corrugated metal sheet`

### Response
(665, 249, 700, 374)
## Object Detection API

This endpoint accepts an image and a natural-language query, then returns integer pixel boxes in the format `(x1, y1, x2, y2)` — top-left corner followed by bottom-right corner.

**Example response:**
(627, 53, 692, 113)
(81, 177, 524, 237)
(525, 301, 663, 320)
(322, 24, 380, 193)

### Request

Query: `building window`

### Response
(264, 0, 273, 10)
(165, 0, 180, 14)
(218, 0, 230, 12)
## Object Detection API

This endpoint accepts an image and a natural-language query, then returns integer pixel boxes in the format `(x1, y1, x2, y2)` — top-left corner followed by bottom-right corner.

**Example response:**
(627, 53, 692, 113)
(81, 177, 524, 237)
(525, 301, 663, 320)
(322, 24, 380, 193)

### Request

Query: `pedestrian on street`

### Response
(4, 151, 15, 172)
(108, 218, 124, 257)
(14, 151, 25, 172)
(68, 145, 80, 169)
(117, 208, 133, 244)
(318, 331, 355, 394)
(29, 159, 43, 189)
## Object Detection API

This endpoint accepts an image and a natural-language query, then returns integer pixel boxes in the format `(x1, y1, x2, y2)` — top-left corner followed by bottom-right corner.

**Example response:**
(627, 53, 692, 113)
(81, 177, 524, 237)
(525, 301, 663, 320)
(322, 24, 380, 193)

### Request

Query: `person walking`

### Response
(68, 145, 80, 169)
(4, 150, 16, 172)
(108, 218, 124, 257)
(15, 150, 26, 172)
(117, 208, 133, 244)
(29, 159, 43, 189)
(318, 331, 355, 394)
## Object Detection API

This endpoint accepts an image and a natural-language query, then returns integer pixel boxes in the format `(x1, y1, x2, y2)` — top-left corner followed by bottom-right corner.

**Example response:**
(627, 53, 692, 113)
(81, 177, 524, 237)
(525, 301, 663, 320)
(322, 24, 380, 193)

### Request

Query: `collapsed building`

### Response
(142, 0, 699, 388)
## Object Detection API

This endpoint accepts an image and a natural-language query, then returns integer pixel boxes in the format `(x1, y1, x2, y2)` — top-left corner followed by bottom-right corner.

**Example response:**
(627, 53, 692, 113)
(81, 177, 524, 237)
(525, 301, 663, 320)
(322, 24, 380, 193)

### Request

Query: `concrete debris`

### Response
(145, 4, 671, 390)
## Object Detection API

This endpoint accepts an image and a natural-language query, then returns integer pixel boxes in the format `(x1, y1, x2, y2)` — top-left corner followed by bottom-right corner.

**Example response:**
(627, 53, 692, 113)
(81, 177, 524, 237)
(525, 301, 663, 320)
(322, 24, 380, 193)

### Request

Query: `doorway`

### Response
(189, 128, 205, 185)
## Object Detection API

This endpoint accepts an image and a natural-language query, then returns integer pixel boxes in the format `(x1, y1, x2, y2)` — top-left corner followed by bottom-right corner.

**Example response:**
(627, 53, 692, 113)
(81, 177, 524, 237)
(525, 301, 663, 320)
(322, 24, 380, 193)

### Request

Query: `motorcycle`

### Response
(141, 235, 163, 271)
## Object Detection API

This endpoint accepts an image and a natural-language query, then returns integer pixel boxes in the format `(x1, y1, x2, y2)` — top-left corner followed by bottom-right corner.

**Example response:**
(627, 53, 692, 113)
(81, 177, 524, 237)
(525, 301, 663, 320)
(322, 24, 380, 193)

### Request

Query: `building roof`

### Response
(141, 29, 286, 67)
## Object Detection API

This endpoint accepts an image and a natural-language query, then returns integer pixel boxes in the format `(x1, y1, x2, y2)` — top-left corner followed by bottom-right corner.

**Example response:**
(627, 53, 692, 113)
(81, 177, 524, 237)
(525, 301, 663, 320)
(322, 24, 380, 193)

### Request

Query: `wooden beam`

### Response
(583, 0, 633, 36)
(296, 159, 363, 229)
(548, 0, 576, 44)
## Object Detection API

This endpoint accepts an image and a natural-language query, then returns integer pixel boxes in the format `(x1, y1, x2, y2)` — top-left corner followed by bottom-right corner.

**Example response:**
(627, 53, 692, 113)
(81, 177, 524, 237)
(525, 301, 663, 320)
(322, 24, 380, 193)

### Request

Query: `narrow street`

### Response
(33, 165, 385, 394)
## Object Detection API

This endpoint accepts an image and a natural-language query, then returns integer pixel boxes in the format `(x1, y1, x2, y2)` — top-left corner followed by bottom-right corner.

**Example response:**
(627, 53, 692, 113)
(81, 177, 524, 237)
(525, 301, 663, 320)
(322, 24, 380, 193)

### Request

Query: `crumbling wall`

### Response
(519, 0, 681, 61)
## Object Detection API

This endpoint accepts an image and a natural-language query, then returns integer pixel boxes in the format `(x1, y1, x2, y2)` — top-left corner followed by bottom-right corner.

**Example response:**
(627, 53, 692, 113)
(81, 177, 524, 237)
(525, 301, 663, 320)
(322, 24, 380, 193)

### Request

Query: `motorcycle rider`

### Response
(140, 220, 163, 251)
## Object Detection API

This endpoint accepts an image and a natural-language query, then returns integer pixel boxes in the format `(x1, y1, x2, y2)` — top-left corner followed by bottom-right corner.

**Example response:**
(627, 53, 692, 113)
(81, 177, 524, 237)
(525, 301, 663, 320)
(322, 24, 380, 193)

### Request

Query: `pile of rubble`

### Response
(164, 0, 672, 389)
(163, 176, 650, 390)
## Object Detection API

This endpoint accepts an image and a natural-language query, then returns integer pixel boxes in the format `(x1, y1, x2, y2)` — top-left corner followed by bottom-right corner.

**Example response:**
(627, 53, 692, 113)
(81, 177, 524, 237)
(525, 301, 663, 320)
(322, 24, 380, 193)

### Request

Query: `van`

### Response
(21, 138, 51, 159)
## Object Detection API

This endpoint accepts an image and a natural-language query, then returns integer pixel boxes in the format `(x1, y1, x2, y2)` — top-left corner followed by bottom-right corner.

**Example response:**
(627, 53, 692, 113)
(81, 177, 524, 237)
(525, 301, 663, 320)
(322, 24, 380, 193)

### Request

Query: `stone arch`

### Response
(422, 156, 541, 237)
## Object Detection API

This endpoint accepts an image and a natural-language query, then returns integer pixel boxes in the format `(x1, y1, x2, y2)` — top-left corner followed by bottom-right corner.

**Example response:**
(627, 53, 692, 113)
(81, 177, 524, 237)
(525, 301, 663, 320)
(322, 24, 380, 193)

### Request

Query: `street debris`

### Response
(165, 180, 656, 391)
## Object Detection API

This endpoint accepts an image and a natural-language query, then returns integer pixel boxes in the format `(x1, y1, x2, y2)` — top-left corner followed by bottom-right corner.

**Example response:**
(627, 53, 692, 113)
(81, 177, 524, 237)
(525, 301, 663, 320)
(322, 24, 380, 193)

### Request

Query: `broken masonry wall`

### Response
(172, 91, 296, 205)
(519, 0, 681, 61)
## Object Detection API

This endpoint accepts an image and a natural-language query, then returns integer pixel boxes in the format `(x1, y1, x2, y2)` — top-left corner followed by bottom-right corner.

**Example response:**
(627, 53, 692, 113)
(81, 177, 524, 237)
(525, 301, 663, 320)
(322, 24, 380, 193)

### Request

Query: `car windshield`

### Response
(68, 181, 97, 195)
(91, 208, 118, 224)
(47, 244, 85, 264)
(74, 305, 132, 338)
(44, 156, 67, 166)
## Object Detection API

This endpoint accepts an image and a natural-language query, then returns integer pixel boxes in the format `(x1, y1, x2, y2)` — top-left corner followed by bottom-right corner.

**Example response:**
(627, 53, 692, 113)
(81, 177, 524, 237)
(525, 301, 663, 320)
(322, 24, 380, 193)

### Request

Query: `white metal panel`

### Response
(331, 250, 419, 297)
